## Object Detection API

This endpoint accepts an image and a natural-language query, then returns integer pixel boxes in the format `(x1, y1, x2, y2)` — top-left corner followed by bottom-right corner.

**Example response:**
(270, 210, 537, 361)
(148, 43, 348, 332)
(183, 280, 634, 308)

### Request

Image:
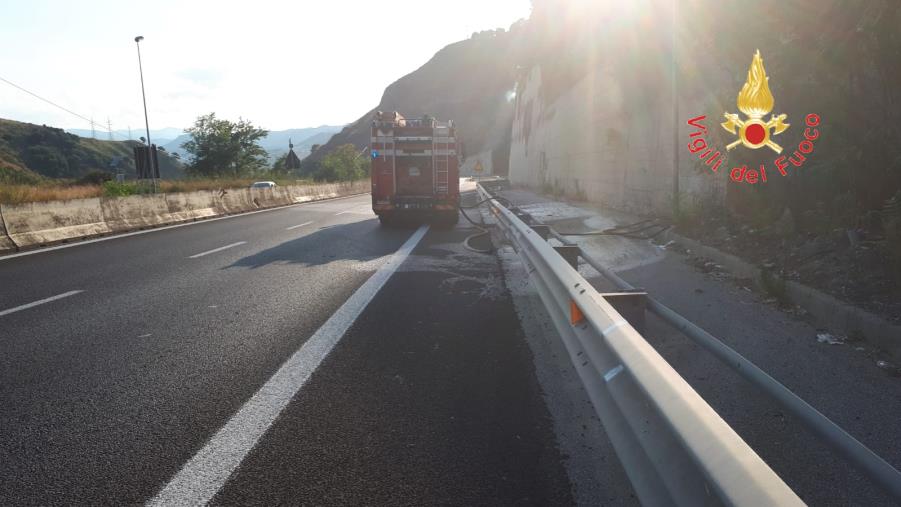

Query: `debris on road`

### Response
(875, 360, 901, 377)
(816, 333, 845, 345)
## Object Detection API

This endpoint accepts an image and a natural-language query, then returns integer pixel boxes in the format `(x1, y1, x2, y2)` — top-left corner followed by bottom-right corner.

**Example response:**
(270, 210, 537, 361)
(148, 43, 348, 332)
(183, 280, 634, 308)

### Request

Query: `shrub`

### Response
(102, 180, 138, 197)
(76, 170, 114, 185)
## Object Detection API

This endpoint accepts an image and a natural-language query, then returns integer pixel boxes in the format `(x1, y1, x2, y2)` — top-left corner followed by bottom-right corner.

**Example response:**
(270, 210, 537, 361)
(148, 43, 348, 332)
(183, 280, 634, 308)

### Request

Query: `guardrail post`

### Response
(553, 245, 580, 269)
(602, 292, 648, 333)
(530, 224, 551, 240)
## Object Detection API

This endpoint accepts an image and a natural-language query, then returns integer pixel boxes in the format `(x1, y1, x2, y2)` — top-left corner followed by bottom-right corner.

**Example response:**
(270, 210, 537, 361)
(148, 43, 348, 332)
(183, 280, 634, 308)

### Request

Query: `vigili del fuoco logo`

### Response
(686, 50, 821, 185)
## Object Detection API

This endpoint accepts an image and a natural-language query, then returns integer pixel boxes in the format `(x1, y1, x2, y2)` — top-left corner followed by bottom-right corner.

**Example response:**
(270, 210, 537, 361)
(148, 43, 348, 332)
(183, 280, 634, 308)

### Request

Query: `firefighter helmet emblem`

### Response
(721, 50, 789, 154)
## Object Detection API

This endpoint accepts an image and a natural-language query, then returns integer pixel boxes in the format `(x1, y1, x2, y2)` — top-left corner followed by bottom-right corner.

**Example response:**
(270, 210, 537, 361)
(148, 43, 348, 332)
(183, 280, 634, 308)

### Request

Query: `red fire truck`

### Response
(370, 111, 460, 226)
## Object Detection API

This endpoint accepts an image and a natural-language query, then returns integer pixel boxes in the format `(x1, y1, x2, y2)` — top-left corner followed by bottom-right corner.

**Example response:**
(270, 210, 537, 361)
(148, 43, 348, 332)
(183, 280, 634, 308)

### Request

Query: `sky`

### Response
(0, 0, 531, 134)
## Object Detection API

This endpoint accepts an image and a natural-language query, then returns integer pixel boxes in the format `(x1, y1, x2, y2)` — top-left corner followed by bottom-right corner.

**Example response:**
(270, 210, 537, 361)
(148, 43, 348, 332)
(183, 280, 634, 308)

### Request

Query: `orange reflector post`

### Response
(570, 300, 585, 325)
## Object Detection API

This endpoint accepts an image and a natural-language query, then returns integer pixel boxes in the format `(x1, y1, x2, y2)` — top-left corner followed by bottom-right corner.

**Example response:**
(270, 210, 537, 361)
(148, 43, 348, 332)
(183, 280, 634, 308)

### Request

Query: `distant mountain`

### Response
(162, 134, 191, 157)
(304, 27, 523, 167)
(164, 125, 343, 162)
(67, 127, 185, 146)
(258, 126, 343, 155)
(2, 118, 184, 180)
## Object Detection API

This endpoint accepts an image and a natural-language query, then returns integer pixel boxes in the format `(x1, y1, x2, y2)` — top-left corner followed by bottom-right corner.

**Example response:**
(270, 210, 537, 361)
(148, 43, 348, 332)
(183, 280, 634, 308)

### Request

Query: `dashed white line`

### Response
(0, 290, 84, 317)
(188, 242, 247, 259)
(334, 210, 352, 216)
(286, 221, 314, 230)
(149, 224, 430, 506)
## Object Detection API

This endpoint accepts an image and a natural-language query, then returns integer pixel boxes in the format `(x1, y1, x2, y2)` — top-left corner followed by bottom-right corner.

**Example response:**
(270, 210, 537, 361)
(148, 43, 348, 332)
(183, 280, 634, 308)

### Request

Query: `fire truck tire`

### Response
(378, 215, 395, 227)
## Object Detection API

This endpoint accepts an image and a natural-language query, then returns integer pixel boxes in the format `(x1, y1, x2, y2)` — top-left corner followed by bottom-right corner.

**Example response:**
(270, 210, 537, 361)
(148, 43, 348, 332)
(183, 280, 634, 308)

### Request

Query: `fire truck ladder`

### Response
(433, 126, 449, 194)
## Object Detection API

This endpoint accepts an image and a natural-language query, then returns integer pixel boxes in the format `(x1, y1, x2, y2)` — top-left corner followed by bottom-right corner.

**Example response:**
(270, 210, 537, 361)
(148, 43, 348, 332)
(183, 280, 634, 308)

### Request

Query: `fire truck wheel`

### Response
(378, 215, 395, 227)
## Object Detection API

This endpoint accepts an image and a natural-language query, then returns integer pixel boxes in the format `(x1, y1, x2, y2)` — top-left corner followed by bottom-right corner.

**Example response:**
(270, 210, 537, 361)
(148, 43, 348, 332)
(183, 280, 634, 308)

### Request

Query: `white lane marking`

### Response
(138, 334, 152, 338)
(0, 290, 83, 317)
(188, 242, 247, 259)
(285, 221, 314, 230)
(0, 193, 370, 262)
(604, 364, 624, 383)
(149, 224, 430, 506)
(334, 210, 351, 215)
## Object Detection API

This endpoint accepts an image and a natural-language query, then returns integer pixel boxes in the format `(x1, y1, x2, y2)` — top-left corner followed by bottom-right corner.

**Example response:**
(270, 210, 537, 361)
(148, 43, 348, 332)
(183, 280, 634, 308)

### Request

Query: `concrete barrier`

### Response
(214, 188, 258, 215)
(0, 205, 16, 253)
(0, 181, 369, 253)
(165, 191, 218, 222)
(3, 198, 111, 249)
(250, 186, 293, 208)
(287, 181, 368, 203)
(102, 194, 174, 232)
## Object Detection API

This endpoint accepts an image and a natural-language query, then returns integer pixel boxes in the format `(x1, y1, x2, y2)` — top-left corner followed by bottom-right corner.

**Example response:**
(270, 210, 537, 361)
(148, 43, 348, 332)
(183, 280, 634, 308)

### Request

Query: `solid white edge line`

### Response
(0, 193, 370, 262)
(0, 290, 84, 317)
(285, 221, 314, 230)
(148, 224, 430, 506)
(188, 241, 247, 259)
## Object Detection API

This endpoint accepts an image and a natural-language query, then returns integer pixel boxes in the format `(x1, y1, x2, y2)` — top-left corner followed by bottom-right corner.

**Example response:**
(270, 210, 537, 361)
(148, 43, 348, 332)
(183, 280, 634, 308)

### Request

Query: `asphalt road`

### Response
(0, 193, 571, 505)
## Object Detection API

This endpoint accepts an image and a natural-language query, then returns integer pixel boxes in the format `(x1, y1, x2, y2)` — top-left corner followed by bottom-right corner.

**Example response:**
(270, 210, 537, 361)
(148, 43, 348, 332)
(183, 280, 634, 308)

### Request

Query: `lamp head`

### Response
(134, 36, 144, 43)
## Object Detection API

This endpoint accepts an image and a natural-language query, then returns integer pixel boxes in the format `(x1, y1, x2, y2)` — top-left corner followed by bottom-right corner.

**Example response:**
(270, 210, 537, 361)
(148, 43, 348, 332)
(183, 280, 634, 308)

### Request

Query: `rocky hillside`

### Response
(0, 118, 184, 181)
(305, 26, 526, 169)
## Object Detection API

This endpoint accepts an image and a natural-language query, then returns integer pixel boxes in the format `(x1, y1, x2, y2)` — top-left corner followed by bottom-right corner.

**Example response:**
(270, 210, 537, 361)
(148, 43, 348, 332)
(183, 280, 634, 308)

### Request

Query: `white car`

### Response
(250, 181, 277, 189)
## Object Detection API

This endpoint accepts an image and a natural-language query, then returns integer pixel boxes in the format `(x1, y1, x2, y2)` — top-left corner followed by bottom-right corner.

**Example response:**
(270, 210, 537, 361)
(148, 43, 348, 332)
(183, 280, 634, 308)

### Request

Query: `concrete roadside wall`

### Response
(3, 198, 111, 249)
(0, 206, 15, 253)
(214, 188, 258, 215)
(0, 180, 369, 253)
(252, 187, 293, 208)
(102, 194, 175, 233)
(164, 191, 218, 222)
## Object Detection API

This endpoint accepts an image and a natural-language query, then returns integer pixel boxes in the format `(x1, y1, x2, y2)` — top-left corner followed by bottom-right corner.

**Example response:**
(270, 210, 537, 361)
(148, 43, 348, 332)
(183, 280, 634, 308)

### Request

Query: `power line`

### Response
(0, 74, 129, 141)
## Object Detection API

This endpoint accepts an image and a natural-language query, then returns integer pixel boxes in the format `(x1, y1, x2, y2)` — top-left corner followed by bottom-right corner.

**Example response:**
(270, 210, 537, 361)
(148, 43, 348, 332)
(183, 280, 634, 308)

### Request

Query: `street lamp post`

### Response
(134, 35, 154, 190)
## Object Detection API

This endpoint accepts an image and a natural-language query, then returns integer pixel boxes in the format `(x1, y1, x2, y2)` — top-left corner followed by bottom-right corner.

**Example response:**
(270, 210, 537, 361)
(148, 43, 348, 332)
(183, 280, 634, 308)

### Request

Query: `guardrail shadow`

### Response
(224, 218, 412, 270)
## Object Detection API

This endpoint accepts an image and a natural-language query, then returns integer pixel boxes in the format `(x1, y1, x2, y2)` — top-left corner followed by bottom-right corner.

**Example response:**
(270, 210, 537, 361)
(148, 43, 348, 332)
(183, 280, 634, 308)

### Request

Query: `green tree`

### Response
(315, 144, 368, 182)
(182, 113, 269, 178)
(271, 155, 287, 175)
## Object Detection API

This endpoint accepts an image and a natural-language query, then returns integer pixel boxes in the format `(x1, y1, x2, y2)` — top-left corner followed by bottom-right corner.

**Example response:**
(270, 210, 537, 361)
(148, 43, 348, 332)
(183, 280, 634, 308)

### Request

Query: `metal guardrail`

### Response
(547, 228, 901, 502)
(478, 183, 803, 506)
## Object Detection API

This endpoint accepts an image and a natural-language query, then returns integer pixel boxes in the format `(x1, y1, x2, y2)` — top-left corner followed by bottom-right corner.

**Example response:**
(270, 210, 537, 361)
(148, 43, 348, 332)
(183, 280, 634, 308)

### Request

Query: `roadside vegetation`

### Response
(0, 176, 324, 204)
(1, 113, 369, 205)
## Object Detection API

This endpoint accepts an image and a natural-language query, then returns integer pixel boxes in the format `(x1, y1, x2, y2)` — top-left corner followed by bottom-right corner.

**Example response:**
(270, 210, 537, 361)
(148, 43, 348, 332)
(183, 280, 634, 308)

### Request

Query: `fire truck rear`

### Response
(370, 111, 460, 226)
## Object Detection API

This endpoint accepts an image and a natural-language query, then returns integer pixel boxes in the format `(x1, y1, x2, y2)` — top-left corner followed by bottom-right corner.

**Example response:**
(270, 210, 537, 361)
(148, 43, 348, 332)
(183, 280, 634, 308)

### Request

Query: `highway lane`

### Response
(0, 192, 573, 505)
(0, 195, 413, 504)
(209, 226, 572, 506)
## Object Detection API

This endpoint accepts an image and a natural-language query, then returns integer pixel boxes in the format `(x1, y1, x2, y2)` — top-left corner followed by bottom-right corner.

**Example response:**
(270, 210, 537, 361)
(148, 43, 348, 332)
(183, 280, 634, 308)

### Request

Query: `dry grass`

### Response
(158, 178, 313, 193)
(0, 184, 103, 205)
(0, 178, 318, 205)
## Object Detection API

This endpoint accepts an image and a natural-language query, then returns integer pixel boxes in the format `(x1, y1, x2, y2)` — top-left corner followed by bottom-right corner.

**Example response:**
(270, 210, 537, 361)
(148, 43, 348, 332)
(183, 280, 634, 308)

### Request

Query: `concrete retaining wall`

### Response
(3, 198, 111, 249)
(0, 180, 369, 253)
